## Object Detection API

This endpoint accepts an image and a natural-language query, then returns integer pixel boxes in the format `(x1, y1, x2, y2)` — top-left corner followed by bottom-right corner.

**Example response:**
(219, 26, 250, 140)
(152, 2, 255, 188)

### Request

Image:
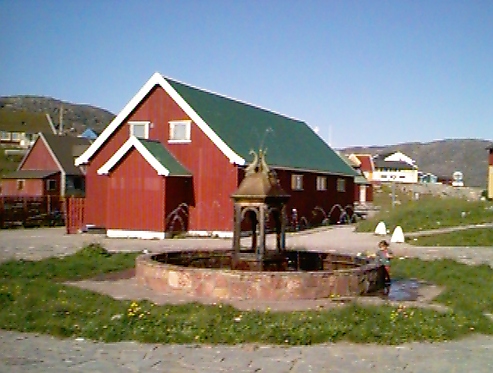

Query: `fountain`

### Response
(136, 150, 386, 301)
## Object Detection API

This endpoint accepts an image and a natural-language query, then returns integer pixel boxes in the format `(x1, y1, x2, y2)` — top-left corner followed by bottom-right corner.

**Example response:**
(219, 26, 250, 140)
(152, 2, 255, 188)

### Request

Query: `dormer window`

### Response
(129, 121, 150, 139)
(169, 120, 191, 143)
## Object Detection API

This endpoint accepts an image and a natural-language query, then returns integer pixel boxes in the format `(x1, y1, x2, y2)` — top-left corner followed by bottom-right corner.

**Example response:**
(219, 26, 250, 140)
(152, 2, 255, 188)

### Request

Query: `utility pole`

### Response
(45, 114, 57, 134)
(59, 105, 64, 135)
(391, 175, 396, 208)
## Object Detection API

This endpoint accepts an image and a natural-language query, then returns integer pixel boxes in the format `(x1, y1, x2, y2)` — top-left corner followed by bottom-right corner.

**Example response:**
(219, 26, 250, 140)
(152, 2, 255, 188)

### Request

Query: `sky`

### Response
(1, 0, 492, 148)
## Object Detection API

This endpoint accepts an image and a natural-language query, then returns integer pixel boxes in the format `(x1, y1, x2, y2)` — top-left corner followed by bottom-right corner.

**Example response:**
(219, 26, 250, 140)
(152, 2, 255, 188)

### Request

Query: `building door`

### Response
(359, 185, 367, 203)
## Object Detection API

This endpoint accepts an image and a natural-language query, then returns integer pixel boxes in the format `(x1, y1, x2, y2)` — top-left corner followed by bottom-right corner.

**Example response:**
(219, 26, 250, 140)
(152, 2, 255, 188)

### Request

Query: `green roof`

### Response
(166, 78, 358, 177)
(354, 175, 370, 184)
(0, 109, 52, 133)
(140, 139, 191, 176)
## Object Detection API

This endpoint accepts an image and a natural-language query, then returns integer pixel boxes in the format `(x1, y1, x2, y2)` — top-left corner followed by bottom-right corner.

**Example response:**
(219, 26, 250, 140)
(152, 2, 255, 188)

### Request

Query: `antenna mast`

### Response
(45, 114, 57, 134)
(58, 105, 64, 135)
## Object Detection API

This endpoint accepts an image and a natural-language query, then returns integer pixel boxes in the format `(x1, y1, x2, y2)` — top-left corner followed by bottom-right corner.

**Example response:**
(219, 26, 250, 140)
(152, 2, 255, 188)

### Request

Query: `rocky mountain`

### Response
(341, 139, 493, 188)
(1, 96, 491, 188)
(0, 95, 115, 135)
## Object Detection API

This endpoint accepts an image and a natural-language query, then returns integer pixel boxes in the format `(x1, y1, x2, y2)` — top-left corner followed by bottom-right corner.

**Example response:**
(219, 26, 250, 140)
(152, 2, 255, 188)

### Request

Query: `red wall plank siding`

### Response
(128, 86, 238, 232)
(85, 86, 238, 232)
(84, 167, 108, 227)
(489, 149, 493, 166)
(275, 170, 355, 225)
(353, 184, 373, 204)
(0, 174, 61, 197)
(105, 148, 165, 232)
(0, 179, 44, 196)
(21, 139, 58, 171)
(367, 184, 374, 202)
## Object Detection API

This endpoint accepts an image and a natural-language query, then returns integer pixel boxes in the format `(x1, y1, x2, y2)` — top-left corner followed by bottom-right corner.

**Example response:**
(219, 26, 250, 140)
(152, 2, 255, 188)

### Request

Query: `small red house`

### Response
(0, 133, 90, 197)
(346, 154, 374, 204)
(76, 73, 358, 239)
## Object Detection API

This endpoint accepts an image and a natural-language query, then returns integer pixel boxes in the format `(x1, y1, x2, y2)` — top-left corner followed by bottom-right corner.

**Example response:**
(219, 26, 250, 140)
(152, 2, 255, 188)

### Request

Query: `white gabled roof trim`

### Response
(97, 136, 169, 176)
(76, 72, 245, 166)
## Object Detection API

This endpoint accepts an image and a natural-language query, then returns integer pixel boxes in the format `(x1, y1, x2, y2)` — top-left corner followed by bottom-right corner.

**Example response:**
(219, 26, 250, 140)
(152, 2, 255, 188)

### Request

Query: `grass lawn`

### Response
(356, 184, 493, 246)
(356, 185, 493, 240)
(407, 228, 493, 247)
(357, 196, 493, 234)
(1, 244, 492, 345)
(0, 149, 23, 178)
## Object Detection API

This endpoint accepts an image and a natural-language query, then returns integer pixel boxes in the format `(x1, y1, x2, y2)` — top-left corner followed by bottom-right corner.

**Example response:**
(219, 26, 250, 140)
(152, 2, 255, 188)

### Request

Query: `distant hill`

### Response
(341, 139, 493, 188)
(0, 95, 115, 135)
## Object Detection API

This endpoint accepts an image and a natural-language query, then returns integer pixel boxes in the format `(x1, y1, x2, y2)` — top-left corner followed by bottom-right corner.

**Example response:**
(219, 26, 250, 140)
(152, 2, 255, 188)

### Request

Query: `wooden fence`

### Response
(0, 196, 64, 229)
(65, 197, 85, 234)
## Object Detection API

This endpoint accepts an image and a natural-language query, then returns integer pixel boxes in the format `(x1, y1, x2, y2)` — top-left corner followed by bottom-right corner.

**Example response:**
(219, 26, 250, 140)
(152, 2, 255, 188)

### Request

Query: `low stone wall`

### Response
(136, 250, 385, 301)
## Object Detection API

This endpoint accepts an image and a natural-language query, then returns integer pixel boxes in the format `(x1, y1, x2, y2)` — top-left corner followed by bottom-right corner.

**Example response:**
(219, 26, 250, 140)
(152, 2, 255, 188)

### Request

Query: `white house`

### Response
(372, 151, 419, 184)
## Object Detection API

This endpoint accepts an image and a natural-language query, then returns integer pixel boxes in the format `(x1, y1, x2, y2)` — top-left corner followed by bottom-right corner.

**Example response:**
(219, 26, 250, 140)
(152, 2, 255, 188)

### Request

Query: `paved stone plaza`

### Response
(0, 226, 492, 372)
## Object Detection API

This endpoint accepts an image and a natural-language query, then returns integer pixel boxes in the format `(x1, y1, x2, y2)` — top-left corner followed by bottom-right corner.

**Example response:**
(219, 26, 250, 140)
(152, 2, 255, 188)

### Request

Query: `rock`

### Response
(374, 221, 387, 236)
(391, 226, 405, 243)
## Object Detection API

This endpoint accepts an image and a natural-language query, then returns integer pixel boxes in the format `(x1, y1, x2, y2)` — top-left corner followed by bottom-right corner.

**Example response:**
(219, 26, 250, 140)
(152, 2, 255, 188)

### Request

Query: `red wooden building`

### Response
(0, 133, 90, 197)
(75, 73, 358, 239)
(345, 154, 374, 204)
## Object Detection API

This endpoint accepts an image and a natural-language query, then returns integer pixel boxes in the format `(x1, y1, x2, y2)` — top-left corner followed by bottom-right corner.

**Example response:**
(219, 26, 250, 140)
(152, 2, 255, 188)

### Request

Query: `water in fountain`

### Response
(313, 206, 329, 225)
(167, 214, 185, 233)
(165, 203, 189, 234)
(328, 204, 344, 223)
(299, 216, 309, 230)
(344, 205, 357, 222)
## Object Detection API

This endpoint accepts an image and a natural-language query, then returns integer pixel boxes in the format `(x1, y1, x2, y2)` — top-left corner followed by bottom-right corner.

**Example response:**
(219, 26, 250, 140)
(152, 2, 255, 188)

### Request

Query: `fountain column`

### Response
(231, 149, 290, 268)
(258, 205, 266, 261)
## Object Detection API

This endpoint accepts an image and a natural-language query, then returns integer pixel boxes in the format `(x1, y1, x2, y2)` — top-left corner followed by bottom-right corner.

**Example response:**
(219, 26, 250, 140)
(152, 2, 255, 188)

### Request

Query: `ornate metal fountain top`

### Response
(244, 149, 270, 177)
(231, 149, 289, 202)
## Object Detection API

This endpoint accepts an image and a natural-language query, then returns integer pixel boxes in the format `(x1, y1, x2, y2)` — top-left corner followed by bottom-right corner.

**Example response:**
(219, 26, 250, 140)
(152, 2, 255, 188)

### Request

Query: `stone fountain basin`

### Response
(136, 250, 386, 301)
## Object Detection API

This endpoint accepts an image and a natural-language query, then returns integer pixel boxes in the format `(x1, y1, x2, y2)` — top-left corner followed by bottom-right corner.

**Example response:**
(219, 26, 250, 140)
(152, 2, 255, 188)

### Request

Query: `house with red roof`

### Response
(349, 154, 375, 182)
(75, 73, 359, 239)
(345, 154, 373, 204)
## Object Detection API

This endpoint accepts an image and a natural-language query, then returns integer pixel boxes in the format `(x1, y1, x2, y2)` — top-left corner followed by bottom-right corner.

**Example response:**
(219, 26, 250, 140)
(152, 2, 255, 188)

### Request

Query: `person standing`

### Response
(376, 240, 393, 285)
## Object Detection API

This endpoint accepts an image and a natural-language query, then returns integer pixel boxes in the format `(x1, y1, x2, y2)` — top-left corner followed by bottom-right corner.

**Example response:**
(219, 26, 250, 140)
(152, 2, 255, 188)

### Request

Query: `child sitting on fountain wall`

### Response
(376, 240, 393, 285)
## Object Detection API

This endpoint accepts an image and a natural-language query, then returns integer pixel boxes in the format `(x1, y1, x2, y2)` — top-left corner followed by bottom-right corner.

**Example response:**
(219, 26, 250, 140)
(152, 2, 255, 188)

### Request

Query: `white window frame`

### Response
(291, 174, 303, 191)
(128, 121, 150, 139)
(168, 120, 191, 143)
(46, 179, 57, 191)
(0, 131, 10, 140)
(337, 178, 346, 193)
(316, 176, 327, 191)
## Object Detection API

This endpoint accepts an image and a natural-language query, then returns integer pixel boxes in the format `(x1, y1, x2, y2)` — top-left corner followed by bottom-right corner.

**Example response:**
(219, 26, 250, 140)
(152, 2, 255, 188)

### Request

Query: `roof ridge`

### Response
(163, 75, 306, 124)
(139, 138, 191, 174)
(139, 138, 162, 144)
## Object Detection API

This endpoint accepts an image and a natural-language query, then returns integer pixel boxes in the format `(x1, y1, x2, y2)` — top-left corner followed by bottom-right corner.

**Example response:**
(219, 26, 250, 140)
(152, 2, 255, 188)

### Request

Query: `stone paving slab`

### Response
(2, 226, 493, 267)
(1, 330, 492, 372)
